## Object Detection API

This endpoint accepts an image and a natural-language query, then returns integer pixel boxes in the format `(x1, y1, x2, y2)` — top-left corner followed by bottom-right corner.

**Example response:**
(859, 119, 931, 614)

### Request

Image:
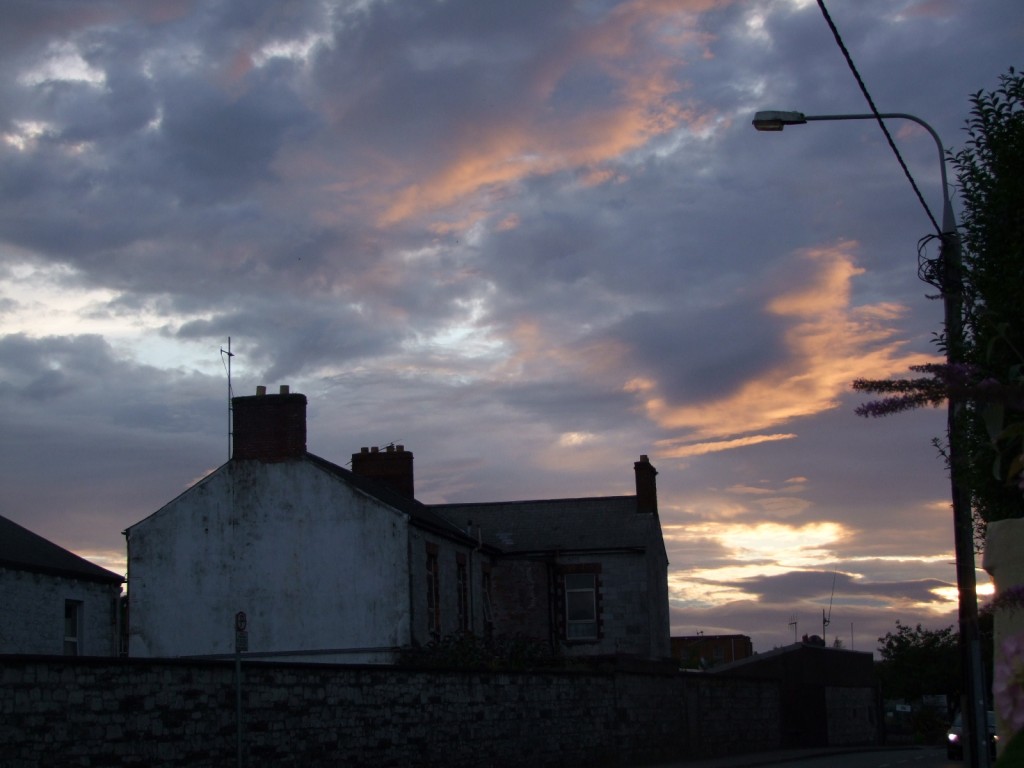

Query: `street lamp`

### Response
(754, 109, 990, 768)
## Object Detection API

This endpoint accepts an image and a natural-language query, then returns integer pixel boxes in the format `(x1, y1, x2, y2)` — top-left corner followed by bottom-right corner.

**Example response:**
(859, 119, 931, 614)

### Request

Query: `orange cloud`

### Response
(631, 241, 938, 438)
(658, 433, 798, 458)
(377, 1, 724, 225)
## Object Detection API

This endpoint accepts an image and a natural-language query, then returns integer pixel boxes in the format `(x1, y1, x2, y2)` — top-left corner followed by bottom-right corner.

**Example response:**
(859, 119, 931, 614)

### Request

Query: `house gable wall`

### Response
(126, 459, 411, 661)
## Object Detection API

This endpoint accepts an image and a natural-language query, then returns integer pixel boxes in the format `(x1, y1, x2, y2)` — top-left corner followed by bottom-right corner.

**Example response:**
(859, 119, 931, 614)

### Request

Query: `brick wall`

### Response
(0, 656, 780, 767)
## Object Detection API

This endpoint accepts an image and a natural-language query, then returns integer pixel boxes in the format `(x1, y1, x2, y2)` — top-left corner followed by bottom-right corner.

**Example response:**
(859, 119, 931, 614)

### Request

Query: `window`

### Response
(456, 554, 469, 633)
(64, 600, 83, 656)
(563, 572, 599, 640)
(426, 545, 440, 637)
(481, 567, 494, 638)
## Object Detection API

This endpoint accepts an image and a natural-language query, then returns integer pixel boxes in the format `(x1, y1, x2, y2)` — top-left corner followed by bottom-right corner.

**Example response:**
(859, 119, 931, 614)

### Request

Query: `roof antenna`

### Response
(823, 568, 836, 644)
(220, 337, 235, 460)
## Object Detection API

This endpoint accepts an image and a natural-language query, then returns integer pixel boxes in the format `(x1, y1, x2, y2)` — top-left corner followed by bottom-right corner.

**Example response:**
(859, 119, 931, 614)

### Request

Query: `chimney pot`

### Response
(231, 390, 307, 462)
(256, 385, 267, 396)
(280, 384, 290, 395)
(351, 444, 415, 499)
(634, 455, 658, 515)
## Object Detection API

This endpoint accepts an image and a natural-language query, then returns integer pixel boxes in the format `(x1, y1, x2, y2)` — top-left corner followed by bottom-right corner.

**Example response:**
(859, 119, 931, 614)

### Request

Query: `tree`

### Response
(951, 67, 1024, 528)
(854, 67, 1024, 535)
(876, 621, 960, 704)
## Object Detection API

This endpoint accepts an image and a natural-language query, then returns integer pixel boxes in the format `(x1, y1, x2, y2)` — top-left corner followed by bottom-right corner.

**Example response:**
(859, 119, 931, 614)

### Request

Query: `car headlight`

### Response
(948, 733, 960, 743)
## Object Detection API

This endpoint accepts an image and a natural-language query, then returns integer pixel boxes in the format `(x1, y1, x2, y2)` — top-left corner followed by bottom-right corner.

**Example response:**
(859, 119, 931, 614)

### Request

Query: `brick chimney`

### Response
(634, 455, 658, 515)
(231, 385, 307, 461)
(351, 445, 414, 499)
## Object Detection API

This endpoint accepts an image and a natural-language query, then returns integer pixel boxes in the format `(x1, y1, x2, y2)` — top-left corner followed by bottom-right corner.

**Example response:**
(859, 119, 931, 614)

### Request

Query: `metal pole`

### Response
(825, 113, 990, 768)
(761, 110, 990, 767)
(235, 649, 243, 768)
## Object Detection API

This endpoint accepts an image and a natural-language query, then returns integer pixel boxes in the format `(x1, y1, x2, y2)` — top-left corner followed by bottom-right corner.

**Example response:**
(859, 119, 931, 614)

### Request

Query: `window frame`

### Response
(425, 543, 441, 638)
(455, 553, 469, 633)
(64, 599, 83, 656)
(558, 565, 602, 642)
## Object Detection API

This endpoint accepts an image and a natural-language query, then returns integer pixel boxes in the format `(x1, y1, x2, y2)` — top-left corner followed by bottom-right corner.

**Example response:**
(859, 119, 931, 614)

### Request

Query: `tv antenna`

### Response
(823, 568, 837, 643)
(220, 337, 235, 460)
(788, 615, 797, 644)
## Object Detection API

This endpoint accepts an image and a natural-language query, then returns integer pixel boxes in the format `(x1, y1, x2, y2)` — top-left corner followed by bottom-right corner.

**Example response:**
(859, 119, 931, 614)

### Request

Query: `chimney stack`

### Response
(351, 444, 415, 499)
(634, 455, 658, 515)
(232, 385, 307, 461)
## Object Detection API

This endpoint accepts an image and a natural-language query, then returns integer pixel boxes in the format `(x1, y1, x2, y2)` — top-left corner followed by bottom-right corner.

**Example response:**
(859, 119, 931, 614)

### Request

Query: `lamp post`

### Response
(753, 110, 990, 768)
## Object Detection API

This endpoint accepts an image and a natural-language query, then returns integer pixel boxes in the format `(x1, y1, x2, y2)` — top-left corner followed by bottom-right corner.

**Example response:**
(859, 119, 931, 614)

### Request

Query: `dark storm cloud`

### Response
(605, 307, 786, 402)
(739, 568, 953, 607)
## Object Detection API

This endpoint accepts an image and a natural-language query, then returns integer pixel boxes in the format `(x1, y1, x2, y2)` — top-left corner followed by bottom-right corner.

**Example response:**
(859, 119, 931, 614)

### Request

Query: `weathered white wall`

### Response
(127, 459, 412, 662)
(0, 568, 121, 656)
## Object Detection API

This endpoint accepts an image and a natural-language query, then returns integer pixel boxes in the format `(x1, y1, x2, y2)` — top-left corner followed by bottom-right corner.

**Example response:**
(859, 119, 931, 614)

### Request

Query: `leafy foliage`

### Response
(952, 67, 1024, 526)
(854, 67, 1024, 530)
(876, 621, 961, 703)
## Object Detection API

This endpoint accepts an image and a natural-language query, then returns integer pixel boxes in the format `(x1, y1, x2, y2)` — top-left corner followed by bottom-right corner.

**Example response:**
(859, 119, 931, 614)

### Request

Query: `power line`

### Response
(816, 0, 942, 236)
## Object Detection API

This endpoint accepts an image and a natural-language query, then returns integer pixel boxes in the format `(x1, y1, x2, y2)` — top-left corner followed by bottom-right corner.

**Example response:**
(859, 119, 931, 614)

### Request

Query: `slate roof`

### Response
(0, 514, 124, 584)
(304, 453, 475, 543)
(430, 496, 655, 554)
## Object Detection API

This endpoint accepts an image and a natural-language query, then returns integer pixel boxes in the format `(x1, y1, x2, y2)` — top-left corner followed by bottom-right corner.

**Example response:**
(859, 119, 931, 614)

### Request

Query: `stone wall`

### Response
(0, 656, 780, 767)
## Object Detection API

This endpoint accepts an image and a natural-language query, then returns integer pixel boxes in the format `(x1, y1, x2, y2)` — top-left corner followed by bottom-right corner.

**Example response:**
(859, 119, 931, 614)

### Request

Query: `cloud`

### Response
(0, 0, 1015, 656)
(623, 242, 937, 438)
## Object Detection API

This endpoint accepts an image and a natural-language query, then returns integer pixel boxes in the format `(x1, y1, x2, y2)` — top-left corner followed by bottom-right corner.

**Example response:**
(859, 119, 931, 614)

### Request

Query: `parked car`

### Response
(947, 710, 997, 760)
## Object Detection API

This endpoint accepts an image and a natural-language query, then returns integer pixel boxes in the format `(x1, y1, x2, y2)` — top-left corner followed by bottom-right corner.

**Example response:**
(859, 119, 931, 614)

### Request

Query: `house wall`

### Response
(484, 551, 668, 660)
(127, 459, 412, 662)
(0, 656, 781, 767)
(826, 686, 879, 745)
(407, 528, 492, 645)
(645, 521, 672, 659)
(558, 551, 664, 659)
(0, 568, 121, 656)
(489, 558, 551, 643)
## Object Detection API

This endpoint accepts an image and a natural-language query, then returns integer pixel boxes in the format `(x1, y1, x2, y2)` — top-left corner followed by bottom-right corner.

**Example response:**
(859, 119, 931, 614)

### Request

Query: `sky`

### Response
(1, 0, 1021, 657)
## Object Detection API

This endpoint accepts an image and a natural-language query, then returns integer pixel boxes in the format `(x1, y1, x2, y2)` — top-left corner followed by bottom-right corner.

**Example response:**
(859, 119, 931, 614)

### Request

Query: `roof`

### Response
(304, 453, 475, 543)
(430, 496, 655, 554)
(0, 514, 124, 584)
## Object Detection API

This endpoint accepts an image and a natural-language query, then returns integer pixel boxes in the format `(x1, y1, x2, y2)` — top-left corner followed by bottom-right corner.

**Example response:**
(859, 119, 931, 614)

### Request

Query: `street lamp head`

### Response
(752, 110, 807, 132)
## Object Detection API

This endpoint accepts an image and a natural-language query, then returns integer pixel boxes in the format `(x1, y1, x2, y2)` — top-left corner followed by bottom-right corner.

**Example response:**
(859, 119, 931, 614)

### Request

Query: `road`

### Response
(749, 746, 956, 768)
(645, 746, 968, 768)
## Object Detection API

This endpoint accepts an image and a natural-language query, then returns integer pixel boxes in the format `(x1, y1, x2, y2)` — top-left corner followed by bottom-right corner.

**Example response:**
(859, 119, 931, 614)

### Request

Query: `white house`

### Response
(125, 386, 670, 663)
(0, 514, 124, 656)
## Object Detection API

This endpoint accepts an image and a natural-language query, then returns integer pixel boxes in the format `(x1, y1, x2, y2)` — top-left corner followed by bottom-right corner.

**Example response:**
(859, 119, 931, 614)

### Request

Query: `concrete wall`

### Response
(126, 459, 413, 662)
(0, 568, 121, 657)
(0, 656, 781, 767)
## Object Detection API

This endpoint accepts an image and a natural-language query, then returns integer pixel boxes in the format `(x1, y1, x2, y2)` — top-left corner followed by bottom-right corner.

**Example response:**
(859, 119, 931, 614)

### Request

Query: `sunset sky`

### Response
(1, 0, 1021, 655)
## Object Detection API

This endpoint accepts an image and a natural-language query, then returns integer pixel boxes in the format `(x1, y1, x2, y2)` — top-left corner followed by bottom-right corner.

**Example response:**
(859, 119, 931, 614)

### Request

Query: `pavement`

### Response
(639, 745, 932, 768)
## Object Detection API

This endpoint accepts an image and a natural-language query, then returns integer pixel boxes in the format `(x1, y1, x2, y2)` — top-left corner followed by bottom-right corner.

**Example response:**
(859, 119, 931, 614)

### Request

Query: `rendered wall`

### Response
(0, 656, 781, 767)
(0, 568, 120, 656)
(126, 459, 411, 662)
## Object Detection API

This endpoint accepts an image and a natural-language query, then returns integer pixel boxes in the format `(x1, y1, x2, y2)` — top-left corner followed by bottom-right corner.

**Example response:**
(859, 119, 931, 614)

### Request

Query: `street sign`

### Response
(235, 611, 248, 653)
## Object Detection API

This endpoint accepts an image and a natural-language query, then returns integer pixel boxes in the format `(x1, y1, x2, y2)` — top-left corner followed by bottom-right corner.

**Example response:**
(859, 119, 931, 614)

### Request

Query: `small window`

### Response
(456, 555, 469, 633)
(426, 547, 440, 637)
(64, 600, 83, 656)
(481, 568, 494, 638)
(564, 573, 598, 640)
